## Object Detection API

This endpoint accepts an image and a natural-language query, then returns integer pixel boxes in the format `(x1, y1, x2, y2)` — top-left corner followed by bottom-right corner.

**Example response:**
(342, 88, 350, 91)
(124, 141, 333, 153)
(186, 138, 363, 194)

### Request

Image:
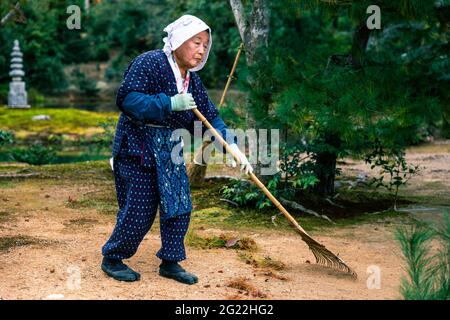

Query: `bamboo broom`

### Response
(218, 43, 244, 108)
(192, 108, 358, 279)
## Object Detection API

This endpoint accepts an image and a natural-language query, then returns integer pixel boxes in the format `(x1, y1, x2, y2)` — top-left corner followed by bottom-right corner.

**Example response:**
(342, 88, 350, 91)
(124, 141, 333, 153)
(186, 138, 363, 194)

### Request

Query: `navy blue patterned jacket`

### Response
(112, 49, 232, 165)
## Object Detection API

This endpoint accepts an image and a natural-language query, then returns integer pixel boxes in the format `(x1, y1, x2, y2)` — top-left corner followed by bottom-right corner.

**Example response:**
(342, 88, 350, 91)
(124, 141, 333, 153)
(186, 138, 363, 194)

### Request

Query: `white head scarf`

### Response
(162, 15, 212, 72)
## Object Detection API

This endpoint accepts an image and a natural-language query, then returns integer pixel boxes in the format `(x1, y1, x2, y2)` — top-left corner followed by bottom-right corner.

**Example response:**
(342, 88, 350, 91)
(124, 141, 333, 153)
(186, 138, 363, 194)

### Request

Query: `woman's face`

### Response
(174, 30, 209, 70)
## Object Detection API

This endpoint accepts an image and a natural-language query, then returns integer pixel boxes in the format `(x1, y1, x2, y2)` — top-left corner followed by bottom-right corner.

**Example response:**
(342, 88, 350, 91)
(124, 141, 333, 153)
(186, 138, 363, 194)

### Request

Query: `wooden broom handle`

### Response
(192, 108, 310, 237)
(218, 43, 244, 108)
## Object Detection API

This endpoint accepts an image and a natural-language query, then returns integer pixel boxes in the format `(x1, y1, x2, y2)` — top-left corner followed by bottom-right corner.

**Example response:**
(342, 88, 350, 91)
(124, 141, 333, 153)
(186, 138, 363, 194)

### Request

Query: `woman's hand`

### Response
(227, 143, 254, 175)
(170, 93, 197, 112)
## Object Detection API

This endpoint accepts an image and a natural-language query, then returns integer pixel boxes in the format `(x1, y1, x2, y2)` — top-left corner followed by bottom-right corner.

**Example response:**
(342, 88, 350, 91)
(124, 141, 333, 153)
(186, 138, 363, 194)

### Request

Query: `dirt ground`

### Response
(0, 140, 448, 300)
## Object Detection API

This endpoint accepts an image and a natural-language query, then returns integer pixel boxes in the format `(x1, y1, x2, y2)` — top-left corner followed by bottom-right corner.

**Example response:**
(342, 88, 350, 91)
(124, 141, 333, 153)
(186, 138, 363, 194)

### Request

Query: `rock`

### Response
(96, 81, 108, 90)
(32, 115, 51, 121)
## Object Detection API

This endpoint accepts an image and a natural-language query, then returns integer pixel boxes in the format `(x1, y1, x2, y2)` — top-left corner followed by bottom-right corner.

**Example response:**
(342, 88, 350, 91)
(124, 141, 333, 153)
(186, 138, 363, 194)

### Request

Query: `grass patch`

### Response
(0, 161, 114, 189)
(237, 252, 286, 271)
(0, 160, 113, 183)
(0, 180, 15, 189)
(0, 235, 55, 253)
(186, 229, 257, 251)
(191, 181, 328, 233)
(0, 106, 118, 138)
(0, 210, 13, 223)
(65, 189, 117, 215)
(37, 160, 113, 181)
(0, 162, 30, 173)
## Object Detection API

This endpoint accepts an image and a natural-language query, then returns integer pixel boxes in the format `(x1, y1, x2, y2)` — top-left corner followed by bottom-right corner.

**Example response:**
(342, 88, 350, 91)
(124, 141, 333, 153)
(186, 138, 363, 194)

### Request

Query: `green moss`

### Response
(191, 181, 328, 233)
(237, 252, 286, 271)
(185, 230, 228, 249)
(35, 160, 113, 181)
(185, 230, 258, 251)
(65, 188, 117, 215)
(189, 179, 420, 236)
(0, 180, 15, 189)
(0, 106, 118, 137)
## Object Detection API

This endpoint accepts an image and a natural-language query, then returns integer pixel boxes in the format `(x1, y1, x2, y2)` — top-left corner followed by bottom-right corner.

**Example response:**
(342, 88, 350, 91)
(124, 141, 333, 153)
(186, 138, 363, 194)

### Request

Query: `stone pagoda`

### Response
(8, 40, 30, 108)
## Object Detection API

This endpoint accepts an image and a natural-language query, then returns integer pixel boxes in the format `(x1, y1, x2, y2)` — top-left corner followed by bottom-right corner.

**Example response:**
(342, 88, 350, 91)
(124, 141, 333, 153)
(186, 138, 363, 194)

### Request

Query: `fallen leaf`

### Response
(226, 237, 239, 248)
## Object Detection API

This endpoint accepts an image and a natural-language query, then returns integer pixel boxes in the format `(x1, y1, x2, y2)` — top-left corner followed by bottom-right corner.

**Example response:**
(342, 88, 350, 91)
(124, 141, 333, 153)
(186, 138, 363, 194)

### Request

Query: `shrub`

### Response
(0, 130, 14, 146)
(9, 144, 56, 165)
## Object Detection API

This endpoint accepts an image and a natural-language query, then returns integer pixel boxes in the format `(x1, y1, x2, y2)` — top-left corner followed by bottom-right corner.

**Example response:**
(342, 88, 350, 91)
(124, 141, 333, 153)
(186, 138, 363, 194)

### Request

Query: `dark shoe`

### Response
(159, 260, 198, 285)
(101, 257, 141, 282)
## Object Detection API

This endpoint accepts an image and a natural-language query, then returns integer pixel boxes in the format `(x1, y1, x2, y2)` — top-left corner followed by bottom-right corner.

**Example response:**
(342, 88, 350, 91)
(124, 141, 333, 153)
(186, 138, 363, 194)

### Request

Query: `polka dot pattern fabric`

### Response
(104, 49, 218, 263)
(102, 154, 190, 262)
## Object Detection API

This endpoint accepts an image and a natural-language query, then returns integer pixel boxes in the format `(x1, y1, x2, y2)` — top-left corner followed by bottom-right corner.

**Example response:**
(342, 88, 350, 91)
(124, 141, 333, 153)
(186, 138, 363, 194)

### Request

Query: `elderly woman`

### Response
(101, 15, 253, 285)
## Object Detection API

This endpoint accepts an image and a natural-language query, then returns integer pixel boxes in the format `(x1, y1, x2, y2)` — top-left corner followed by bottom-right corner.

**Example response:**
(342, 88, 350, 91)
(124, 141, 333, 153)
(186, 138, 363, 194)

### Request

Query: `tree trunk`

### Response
(349, 22, 372, 69)
(313, 133, 341, 196)
(229, 0, 270, 66)
(314, 152, 337, 196)
(229, 0, 270, 180)
(187, 140, 211, 186)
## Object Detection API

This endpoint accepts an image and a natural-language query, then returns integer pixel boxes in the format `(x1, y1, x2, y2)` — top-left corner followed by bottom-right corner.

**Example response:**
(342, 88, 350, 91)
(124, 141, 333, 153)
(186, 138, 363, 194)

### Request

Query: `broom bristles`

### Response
(300, 232, 358, 279)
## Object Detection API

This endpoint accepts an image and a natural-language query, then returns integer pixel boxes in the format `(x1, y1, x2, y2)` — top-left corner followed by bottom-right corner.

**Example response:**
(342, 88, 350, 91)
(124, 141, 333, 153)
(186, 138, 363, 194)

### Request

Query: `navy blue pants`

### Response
(102, 154, 191, 262)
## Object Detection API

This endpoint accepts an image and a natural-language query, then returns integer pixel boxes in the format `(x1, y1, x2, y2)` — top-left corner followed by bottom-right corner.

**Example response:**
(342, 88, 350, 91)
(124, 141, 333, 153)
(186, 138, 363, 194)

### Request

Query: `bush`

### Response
(9, 144, 56, 165)
(0, 129, 14, 146)
(81, 117, 117, 150)
(71, 69, 99, 97)
(365, 139, 421, 210)
(220, 143, 320, 209)
(94, 43, 110, 62)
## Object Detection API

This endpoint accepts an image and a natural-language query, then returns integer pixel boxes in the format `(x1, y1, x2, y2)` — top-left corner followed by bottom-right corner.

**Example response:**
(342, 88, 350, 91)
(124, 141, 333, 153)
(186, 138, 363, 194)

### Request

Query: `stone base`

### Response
(8, 81, 29, 109)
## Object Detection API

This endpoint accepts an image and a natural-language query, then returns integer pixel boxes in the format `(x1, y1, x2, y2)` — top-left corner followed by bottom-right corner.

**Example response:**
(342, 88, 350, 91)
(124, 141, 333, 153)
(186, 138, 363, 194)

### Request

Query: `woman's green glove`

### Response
(170, 93, 197, 112)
